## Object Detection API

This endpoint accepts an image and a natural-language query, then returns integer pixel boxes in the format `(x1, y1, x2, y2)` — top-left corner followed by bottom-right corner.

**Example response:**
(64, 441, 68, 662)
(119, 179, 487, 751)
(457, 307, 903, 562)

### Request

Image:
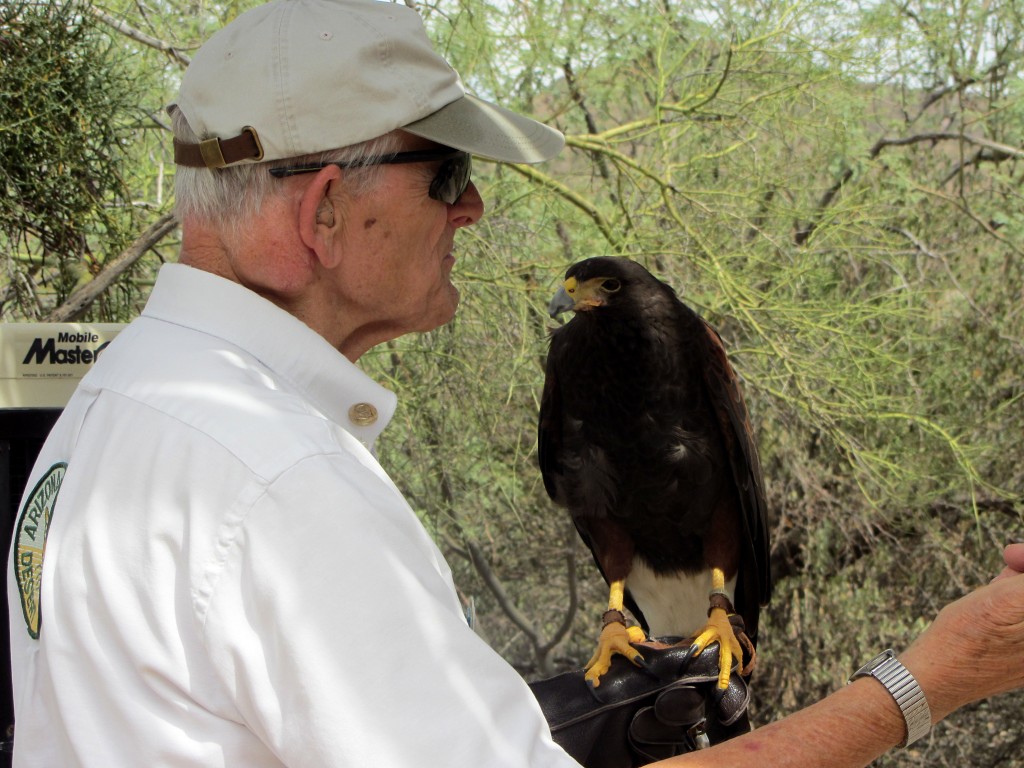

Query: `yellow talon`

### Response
(626, 625, 647, 643)
(584, 620, 645, 687)
(583, 579, 648, 687)
(689, 606, 744, 689)
(686, 568, 749, 689)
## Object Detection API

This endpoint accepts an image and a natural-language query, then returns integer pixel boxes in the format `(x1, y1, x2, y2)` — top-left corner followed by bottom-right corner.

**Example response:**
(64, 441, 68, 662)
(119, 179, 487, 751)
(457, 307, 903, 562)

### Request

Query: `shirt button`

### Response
(348, 402, 378, 426)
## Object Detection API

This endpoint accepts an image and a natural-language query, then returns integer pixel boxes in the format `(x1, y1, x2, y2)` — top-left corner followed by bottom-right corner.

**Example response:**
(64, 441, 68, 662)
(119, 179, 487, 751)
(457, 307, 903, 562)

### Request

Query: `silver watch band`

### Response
(849, 649, 931, 748)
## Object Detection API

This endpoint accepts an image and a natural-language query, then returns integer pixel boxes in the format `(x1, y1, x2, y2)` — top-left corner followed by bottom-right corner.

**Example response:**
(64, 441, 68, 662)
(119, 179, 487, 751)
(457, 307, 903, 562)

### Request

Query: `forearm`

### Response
(650, 676, 908, 768)
(650, 560, 1024, 768)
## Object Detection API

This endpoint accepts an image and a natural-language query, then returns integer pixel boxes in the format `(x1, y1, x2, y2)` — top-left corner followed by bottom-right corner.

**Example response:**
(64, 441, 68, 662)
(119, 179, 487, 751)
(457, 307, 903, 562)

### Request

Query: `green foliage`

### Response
(2, 0, 1023, 762)
(375, 2, 1024, 762)
(0, 0, 146, 319)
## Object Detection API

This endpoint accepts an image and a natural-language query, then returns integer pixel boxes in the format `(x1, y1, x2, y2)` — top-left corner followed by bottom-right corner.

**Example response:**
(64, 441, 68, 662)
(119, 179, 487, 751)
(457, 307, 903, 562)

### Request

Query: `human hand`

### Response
(529, 641, 750, 768)
(901, 549, 1024, 723)
(992, 542, 1024, 582)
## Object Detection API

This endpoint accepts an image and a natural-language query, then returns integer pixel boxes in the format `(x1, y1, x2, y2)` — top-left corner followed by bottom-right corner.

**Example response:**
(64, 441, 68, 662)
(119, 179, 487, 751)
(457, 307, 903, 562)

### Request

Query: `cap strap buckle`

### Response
(174, 126, 264, 169)
(198, 137, 227, 168)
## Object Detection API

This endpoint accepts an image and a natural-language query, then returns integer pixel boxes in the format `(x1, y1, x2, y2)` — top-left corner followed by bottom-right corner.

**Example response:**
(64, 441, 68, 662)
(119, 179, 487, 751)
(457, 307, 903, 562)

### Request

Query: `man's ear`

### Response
(298, 165, 344, 268)
(315, 199, 335, 228)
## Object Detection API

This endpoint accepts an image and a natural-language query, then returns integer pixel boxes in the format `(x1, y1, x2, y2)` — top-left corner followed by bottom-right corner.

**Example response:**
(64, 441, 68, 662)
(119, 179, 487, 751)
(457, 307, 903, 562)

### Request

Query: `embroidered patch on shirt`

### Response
(15, 462, 66, 639)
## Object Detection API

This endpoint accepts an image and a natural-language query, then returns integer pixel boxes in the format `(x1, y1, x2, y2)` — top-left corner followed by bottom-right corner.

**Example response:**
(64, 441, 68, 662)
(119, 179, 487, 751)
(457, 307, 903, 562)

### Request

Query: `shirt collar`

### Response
(142, 263, 397, 449)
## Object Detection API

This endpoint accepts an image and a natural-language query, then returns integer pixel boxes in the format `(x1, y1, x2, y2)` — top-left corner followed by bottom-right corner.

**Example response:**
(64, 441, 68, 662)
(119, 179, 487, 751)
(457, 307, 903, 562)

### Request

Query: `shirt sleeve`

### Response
(198, 450, 580, 768)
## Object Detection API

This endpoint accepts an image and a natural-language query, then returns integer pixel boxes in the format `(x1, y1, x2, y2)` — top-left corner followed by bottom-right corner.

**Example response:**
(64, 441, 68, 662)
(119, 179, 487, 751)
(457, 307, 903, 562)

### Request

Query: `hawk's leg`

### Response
(584, 579, 647, 687)
(684, 568, 756, 689)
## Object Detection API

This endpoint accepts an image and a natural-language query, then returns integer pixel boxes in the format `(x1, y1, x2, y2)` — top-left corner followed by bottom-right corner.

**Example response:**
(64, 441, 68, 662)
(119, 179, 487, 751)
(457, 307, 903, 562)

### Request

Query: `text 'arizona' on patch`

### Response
(15, 462, 66, 639)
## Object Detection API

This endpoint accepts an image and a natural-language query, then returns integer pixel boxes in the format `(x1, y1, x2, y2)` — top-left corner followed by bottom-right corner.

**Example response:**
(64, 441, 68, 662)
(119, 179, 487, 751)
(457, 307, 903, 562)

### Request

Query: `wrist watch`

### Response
(849, 649, 932, 748)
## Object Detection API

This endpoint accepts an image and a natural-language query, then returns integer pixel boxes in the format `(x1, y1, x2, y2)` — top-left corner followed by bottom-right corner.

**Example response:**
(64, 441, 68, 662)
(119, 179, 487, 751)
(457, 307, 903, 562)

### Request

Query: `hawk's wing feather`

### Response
(538, 333, 649, 628)
(697, 320, 772, 640)
(537, 349, 562, 505)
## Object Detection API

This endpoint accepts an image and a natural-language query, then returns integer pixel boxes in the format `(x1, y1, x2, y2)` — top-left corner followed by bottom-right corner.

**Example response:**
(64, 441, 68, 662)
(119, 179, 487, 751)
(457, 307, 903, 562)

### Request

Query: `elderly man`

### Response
(8, 0, 1024, 766)
(8, 1, 572, 765)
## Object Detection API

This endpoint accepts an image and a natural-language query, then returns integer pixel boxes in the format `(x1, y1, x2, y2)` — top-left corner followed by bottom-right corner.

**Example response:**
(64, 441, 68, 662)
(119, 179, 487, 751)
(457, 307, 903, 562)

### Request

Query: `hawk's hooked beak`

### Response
(549, 276, 605, 318)
(548, 285, 575, 318)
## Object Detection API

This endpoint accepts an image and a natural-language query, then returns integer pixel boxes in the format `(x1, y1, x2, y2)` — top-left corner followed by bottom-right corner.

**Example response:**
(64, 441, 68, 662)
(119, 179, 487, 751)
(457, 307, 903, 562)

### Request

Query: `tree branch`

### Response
(45, 212, 179, 322)
(446, 517, 580, 677)
(562, 58, 614, 190)
(870, 132, 1024, 159)
(795, 132, 1024, 244)
(940, 148, 1015, 186)
(89, 7, 191, 68)
(505, 162, 624, 250)
(463, 537, 541, 645)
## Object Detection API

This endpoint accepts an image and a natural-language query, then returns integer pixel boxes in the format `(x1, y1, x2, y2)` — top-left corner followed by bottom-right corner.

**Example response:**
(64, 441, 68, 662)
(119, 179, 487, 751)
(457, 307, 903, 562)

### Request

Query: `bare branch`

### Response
(542, 519, 580, 655)
(445, 518, 580, 677)
(464, 537, 541, 646)
(563, 58, 613, 187)
(680, 38, 733, 115)
(939, 148, 1015, 187)
(871, 132, 1024, 159)
(45, 213, 179, 322)
(909, 79, 978, 123)
(89, 7, 191, 68)
(796, 132, 1024, 244)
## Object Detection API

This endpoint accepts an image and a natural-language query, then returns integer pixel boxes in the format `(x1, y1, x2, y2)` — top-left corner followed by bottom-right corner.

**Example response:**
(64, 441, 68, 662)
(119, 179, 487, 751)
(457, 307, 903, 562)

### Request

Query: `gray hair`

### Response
(170, 106, 403, 229)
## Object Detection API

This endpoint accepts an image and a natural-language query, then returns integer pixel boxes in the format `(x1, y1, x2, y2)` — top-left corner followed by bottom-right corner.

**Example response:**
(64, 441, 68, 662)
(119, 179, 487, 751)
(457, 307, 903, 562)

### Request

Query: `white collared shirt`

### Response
(8, 263, 578, 768)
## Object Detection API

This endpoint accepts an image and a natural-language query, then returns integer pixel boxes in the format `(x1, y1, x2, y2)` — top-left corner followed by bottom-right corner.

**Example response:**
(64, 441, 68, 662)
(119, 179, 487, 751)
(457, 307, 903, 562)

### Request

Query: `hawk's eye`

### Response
(603, 279, 622, 292)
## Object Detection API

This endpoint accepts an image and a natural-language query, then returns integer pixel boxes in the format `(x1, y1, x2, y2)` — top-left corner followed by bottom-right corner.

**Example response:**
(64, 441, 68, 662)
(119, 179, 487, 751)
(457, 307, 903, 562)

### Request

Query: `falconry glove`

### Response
(529, 640, 751, 768)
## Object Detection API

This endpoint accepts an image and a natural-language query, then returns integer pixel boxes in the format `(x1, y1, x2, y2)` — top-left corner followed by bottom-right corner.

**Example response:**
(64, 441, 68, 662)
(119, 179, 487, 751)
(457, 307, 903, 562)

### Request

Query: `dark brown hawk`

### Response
(538, 257, 771, 689)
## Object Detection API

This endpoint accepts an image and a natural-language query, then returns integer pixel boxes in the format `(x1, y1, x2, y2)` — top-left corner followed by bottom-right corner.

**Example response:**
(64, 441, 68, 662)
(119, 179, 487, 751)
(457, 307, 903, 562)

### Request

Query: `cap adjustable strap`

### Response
(173, 126, 264, 168)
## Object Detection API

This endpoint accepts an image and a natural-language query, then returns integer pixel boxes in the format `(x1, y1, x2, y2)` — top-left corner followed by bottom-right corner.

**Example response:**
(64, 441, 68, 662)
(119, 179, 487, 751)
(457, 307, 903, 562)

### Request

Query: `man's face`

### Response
(328, 135, 484, 357)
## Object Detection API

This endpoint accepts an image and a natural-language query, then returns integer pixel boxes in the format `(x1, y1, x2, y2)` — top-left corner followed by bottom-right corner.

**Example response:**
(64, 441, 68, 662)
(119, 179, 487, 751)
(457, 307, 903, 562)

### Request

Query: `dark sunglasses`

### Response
(268, 148, 473, 205)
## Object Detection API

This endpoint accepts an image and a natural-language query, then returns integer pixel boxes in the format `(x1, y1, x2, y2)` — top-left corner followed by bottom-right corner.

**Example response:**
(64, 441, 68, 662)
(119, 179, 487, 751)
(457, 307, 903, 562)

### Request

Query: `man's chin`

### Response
(419, 289, 460, 333)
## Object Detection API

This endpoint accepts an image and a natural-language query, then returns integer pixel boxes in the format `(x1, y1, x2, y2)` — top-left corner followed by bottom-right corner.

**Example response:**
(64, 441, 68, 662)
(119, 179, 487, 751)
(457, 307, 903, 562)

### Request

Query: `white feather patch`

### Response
(627, 558, 737, 639)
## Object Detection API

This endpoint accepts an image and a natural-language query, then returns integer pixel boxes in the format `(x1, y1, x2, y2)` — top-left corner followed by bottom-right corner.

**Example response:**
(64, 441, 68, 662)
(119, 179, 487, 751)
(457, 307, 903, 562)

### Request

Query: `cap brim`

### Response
(403, 94, 564, 164)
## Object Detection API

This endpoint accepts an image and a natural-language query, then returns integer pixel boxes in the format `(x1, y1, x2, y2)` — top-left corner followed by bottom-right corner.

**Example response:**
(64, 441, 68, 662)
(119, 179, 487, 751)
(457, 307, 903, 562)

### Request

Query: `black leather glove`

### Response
(529, 641, 750, 768)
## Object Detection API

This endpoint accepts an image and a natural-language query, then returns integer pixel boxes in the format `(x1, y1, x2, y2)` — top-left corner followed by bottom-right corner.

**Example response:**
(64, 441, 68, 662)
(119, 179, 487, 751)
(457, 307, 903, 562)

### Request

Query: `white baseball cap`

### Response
(171, 0, 564, 168)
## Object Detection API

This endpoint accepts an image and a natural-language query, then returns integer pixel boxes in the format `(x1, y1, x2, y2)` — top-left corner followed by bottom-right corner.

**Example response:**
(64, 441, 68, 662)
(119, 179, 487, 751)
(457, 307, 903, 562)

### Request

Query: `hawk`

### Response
(538, 257, 771, 691)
